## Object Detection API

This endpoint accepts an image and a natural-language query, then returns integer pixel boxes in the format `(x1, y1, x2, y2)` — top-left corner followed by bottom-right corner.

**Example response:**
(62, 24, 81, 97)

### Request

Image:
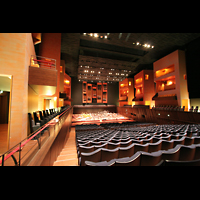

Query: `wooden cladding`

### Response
(28, 66, 57, 86)
(117, 106, 200, 124)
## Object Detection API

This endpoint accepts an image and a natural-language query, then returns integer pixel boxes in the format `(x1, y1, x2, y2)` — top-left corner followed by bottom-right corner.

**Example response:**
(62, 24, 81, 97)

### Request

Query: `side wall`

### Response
(0, 33, 35, 148)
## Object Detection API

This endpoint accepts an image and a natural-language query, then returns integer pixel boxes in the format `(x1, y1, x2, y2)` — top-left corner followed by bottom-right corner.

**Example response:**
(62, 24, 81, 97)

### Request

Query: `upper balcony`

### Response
(29, 55, 57, 95)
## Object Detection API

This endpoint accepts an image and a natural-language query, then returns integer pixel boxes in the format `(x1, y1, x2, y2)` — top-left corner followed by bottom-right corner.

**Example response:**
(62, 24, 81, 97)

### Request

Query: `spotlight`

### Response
(105, 35, 108, 39)
(136, 42, 140, 45)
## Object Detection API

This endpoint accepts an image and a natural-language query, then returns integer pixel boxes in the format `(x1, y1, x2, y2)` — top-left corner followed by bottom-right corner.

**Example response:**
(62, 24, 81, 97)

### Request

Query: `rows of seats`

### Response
(85, 143, 200, 166)
(76, 123, 200, 166)
(189, 106, 199, 112)
(152, 105, 185, 111)
(28, 106, 70, 135)
(75, 124, 104, 132)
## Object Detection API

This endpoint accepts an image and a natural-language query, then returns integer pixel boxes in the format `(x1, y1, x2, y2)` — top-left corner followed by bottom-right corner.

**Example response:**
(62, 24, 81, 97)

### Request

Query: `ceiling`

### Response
(61, 33, 200, 83)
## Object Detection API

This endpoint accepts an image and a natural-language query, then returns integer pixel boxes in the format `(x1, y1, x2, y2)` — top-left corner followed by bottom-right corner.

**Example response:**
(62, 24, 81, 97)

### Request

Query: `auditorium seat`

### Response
(161, 145, 181, 161)
(80, 148, 102, 166)
(164, 159, 200, 166)
(140, 151, 162, 166)
(115, 152, 141, 166)
(161, 140, 174, 150)
(85, 159, 116, 166)
(179, 145, 196, 161)
(118, 144, 135, 158)
(148, 140, 162, 153)
(134, 143, 149, 153)
(101, 148, 119, 162)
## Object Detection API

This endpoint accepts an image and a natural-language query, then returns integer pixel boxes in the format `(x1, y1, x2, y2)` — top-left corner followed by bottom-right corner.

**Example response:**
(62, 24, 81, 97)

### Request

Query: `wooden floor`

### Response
(0, 124, 8, 154)
(53, 127, 78, 166)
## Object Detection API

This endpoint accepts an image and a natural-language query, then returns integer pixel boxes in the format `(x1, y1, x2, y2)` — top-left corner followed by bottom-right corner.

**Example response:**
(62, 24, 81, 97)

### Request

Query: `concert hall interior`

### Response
(1, 33, 200, 166)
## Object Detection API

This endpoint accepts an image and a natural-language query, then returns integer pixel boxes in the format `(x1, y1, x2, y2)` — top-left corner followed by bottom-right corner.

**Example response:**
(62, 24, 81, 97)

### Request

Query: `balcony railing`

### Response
(30, 55, 56, 70)
(0, 106, 72, 166)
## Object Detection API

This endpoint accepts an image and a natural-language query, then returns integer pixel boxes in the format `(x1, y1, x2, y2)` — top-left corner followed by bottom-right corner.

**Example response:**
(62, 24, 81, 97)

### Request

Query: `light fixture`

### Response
(90, 33, 93, 36)
(136, 42, 140, 45)
(0, 90, 3, 94)
(105, 35, 107, 39)
(83, 33, 86, 35)
(94, 33, 98, 37)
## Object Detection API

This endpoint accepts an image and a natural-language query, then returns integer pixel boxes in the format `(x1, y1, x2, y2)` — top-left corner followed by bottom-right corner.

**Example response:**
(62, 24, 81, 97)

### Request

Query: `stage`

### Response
(73, 104, 117, 114)
(71, 110, 134, 126)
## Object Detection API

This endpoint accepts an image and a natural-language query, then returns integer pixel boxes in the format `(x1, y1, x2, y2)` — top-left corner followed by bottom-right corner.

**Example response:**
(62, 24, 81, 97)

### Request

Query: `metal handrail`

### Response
(30, 55, 56, 70)
(0, 106, 72, 166)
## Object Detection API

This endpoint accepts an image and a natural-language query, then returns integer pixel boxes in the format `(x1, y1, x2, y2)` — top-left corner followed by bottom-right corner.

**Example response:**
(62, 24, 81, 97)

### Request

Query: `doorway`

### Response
(0, 75, 12, 154)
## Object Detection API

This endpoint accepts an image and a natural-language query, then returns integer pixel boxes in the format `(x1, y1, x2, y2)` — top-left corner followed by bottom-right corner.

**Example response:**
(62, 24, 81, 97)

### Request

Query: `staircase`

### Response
(53, 127, 78, 166)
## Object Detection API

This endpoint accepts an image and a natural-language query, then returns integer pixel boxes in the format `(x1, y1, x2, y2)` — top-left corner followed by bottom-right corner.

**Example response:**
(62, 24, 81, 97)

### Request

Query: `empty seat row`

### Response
(28, 105, 70, 135)
(84, 143, 200, 166)
(79, 135, 200, 166)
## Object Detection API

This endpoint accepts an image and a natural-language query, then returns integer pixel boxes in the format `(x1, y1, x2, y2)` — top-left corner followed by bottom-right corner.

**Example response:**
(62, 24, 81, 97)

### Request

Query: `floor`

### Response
(0, 124, 8, 154)
(53, 127, 78, 166)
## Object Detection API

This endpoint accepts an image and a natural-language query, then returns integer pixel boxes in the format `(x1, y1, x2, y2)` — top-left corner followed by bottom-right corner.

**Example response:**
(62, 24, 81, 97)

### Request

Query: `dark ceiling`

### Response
(61, 33, 200, 82)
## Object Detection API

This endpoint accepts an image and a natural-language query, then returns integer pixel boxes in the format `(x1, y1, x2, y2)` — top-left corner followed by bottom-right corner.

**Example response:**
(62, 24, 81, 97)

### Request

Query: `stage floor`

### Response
(72, 111, 134, 126)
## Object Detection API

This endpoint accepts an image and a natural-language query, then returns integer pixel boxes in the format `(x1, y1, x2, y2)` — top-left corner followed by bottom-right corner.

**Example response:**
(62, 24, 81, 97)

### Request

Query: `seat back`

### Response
(80, 148, 102, 166)
(101, 148, 119, 162)
(118, 144, 135, 158)
(179, 145, 195, 161)
(140, 151, 162, 166)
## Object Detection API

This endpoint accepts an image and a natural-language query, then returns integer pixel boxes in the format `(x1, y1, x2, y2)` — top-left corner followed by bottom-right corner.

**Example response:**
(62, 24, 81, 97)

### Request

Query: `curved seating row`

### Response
(79, 135, 200, 166)
(76, 123, 200, 166)
(84, 143, 200, 166)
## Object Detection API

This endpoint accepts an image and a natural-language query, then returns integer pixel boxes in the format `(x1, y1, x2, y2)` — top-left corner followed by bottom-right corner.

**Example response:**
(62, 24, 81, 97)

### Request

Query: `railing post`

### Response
(18, 142, 21, 166)
(1, 154, 4, 166)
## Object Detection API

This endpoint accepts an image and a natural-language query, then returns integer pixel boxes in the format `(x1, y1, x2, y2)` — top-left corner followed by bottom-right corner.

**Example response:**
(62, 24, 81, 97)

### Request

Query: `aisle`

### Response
(53, 127, 78, 166)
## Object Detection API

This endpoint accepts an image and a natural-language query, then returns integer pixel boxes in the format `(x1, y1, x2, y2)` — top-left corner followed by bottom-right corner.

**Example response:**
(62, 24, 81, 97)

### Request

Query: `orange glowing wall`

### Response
(133, 69, 155, 107)
(153, 50, 189, 110)
(39, 33, 61, 107)
(0, 33, 36, 148)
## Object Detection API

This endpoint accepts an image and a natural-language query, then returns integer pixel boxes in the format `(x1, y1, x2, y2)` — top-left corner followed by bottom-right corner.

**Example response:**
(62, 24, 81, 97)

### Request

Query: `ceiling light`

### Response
(90, 33, 93, 36)
(83, 33, 86, 35)
(105, 35, 107, 39)
(94, 33, 98, 37)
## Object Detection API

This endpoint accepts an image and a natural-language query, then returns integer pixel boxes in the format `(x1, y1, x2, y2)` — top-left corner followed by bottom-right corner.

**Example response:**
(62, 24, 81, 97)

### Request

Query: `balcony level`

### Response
(29, 55, 57, 95)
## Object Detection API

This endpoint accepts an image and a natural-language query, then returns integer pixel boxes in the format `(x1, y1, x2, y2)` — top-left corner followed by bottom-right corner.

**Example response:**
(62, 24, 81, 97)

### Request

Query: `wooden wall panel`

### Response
(117, 106, 200, 124)
(28, 66, 57, 86)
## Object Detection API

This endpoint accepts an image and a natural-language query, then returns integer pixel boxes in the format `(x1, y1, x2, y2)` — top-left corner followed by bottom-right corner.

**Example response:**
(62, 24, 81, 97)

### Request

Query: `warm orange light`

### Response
(135, 78, 142, 84)
(120, 84, 124, 87)
(65, 80, 70, 84)
(145, 74, 149, 80)
(167, 80, 173, 85)
(129, 81, 131, 86)
(60, 66, 63, 73)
